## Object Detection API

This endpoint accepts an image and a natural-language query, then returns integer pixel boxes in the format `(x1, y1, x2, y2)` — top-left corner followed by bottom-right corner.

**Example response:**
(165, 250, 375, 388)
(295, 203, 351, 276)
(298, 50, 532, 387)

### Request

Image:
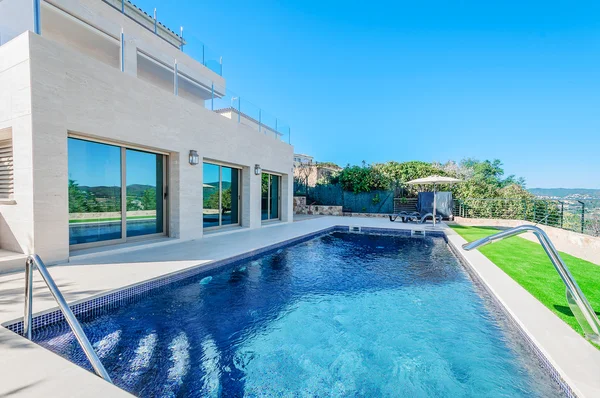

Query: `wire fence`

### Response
(454, 198, 600, 237)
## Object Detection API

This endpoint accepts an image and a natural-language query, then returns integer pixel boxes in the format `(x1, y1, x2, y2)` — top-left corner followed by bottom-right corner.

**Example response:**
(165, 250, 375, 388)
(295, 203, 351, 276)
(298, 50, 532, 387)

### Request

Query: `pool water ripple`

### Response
(33, 232, 565, 397)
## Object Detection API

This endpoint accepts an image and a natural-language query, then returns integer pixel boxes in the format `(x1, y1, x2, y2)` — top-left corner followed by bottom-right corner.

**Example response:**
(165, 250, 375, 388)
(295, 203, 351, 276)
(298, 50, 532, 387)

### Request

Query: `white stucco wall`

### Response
(0, 34, 34, 255)
(1, 31, 293, 264)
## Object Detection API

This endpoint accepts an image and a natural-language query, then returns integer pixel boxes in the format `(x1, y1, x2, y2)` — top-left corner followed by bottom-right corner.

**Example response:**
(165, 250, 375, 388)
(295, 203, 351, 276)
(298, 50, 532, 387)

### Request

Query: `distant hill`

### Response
(79, 184, 155, 198)
(529, 188, 600, 199)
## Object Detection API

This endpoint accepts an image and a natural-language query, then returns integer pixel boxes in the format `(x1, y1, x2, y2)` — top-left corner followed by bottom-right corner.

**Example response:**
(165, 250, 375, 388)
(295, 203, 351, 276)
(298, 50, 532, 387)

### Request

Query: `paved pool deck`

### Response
(0, 216, 599, 397)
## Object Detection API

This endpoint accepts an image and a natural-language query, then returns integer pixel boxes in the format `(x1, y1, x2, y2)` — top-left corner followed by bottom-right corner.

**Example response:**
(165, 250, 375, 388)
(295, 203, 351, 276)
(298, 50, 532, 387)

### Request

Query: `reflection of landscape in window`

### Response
(126, 149, 163, 237)
(68, 138, 164, 245)
(261, 173, 280, 221)
(203, 163, 239, 228)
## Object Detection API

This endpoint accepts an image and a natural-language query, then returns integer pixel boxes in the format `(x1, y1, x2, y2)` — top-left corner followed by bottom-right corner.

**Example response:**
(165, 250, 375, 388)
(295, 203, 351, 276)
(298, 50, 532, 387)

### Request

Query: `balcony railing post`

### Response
(121, 0, 124, 13)
(120, 28, 125, 72)
(180, 27, 184, 51)
(288, 127, 291, 144)
(237, 98, 241, 123)
(33, 0, 41, 35)
(202, 45, 205, 66)
(219, 56, 223, 76)
(258, 109, 262, 133)
(173, 59, 178, 96)
(153, 8, 157, 34)
(211, 83, 214, 111)
(275, 118, 278, 138)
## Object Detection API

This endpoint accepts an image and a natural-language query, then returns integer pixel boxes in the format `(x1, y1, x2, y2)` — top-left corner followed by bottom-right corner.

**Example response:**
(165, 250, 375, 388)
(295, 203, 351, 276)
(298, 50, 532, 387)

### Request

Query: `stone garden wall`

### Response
(293, 197, 342, 216)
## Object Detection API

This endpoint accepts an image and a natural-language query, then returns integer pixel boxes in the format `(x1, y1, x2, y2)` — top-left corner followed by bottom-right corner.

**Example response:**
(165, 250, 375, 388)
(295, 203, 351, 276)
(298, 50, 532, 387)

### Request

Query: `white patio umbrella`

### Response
(407, 175, 463, 227)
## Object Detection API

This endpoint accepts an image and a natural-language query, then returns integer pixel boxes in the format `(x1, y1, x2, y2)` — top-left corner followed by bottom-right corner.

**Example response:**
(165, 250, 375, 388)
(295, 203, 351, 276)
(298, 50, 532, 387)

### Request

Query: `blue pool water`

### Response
(32, 232, 564, 397)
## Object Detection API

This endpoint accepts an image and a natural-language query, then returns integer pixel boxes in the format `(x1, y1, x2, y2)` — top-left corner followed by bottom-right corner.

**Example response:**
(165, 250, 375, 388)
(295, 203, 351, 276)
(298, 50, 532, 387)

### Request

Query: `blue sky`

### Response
(135, 0, 599, 188)
(69, 139, 159, 187)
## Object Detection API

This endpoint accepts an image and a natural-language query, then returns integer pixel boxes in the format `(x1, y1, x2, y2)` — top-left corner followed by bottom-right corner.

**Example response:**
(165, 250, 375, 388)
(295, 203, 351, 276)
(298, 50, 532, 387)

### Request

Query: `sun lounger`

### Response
(389, 211, 442, 224)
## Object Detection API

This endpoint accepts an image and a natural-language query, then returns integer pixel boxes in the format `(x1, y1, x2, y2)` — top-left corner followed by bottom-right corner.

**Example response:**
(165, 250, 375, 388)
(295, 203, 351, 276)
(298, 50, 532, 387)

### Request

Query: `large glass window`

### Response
(261, 173, 280, 222)
(68, 137, 167, 247)
(68, 138, 122, 245)
(126, 149, 164, 238)
(203, 162, 240, 229)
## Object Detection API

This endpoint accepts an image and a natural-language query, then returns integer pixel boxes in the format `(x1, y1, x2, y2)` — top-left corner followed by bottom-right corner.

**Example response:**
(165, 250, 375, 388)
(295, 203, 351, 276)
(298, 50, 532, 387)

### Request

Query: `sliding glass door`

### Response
(203, 162, 241, 229)
(126, 149, 165, 238)
(261, 173, 280, 221)
(68, 139, 122, 245)
(68, 137, 167, 247)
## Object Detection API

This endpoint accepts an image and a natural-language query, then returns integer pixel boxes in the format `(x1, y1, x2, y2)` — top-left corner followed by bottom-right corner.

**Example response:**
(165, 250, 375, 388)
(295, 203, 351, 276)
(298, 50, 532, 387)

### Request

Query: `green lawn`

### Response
(450, 225, 600, 340)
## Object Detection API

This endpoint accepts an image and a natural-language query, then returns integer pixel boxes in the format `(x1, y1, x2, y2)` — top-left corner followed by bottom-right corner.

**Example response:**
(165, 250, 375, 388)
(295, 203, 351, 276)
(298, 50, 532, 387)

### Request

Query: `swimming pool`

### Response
(28, 231, 565, 397)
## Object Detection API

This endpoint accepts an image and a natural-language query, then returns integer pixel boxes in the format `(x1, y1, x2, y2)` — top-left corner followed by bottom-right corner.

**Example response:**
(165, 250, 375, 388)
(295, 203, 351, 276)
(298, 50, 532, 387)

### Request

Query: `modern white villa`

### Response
(0, 0, 294, 269)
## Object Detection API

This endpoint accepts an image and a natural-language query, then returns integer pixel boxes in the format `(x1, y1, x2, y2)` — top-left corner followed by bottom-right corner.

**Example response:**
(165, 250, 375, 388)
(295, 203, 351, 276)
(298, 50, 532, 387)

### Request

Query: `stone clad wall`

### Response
(293, 196, 342, 216)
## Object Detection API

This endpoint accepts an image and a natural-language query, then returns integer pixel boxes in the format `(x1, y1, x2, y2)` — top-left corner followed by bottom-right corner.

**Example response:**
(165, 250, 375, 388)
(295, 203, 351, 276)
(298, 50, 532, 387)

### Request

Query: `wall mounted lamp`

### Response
(189, 150, 199, 165)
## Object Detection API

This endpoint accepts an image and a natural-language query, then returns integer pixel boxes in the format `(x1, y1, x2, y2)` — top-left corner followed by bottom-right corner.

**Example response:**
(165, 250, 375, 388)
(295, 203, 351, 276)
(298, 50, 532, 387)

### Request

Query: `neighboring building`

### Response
(294, 153, 314, 166)
(0, 0, 294, 269)
(293, 154, 341, 188)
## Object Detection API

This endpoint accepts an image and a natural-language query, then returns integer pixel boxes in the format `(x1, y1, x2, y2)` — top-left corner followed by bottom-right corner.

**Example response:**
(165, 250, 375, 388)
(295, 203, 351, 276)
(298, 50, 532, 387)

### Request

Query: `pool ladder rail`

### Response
(462, 225, 600, 345)
(24, 254, 113, 384)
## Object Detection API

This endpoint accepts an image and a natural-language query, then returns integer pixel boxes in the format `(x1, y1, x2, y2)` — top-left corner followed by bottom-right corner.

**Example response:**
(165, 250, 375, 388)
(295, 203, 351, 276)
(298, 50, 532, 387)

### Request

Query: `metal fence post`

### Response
(559, 201, 564, 229)
(578, 201, 585, 234)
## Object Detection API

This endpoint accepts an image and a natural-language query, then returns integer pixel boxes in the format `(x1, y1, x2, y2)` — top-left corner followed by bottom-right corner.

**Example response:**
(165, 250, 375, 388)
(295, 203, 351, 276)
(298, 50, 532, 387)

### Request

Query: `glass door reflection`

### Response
(68, 138, 123, 245)
(126, 149, 164, 238)
(204, 163, 241, 229)
(261, 173, 280, 222)
(221, 167, 239, 226)
(203, 163, 221, 228)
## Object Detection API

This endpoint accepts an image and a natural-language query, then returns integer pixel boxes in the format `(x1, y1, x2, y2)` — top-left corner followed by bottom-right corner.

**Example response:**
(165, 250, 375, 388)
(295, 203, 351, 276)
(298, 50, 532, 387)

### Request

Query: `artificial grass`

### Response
(450, 225, 600, 341)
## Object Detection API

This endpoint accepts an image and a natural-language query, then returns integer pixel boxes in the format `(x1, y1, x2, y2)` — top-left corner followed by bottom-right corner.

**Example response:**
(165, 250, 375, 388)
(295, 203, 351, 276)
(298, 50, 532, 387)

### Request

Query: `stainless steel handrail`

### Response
(462, 225, 600, 344)
(24, 255, 113, 383)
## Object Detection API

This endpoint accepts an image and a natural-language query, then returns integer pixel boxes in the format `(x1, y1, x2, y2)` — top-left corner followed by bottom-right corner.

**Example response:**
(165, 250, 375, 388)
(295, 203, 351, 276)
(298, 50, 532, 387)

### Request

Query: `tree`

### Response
(374, 161, 446, 195)
(334, 162, 390, 193)
(68, 179, 88, 213)
(140, 188, 157, 210)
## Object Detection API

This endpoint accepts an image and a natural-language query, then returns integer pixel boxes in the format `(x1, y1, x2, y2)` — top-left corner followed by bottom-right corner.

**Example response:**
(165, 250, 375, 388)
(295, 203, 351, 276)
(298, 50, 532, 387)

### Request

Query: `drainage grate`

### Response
(411, 230, 426, 237)
(349, 226, 362, 233)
